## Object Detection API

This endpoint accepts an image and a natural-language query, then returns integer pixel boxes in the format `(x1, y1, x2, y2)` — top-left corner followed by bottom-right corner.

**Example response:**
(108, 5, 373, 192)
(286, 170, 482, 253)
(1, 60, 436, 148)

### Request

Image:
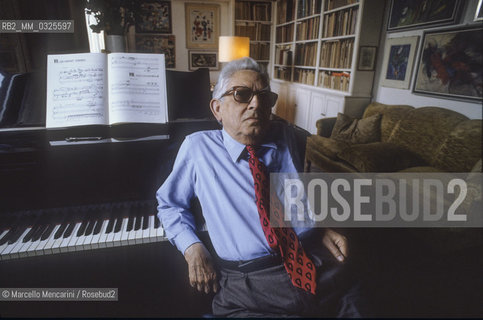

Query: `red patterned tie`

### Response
(246, 145, 316, 295)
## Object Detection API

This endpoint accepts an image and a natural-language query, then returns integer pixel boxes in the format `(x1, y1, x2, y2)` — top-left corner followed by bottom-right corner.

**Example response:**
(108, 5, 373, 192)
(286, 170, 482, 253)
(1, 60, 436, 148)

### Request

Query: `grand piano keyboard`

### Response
(0, 201, 165, 261)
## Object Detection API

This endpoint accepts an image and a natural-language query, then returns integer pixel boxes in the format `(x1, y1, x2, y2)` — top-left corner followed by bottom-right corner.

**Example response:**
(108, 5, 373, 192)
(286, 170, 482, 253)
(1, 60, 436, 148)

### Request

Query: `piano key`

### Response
(93, 217, 103, 235)
(142, 215, 152, 244)
(155, 217, 164, 241)
(91, 219, 108, 249)
(31, 224, 48, 242)
(149, 215, 157, 243)
(1, 228, 31, 260)
(134, 216, 145, 244)
(9, 227, 33, 259)
(33, 224, 61, 256)
(0, 230, 11, 257)
(63, 221, 75, 238)
(60, 222, 81, 253)
(113, 217, 128, 247)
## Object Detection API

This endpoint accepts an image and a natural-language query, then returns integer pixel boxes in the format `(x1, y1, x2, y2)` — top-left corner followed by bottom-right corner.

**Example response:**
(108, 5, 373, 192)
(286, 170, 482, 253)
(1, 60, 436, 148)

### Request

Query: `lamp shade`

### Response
(218, 36, 250, 62)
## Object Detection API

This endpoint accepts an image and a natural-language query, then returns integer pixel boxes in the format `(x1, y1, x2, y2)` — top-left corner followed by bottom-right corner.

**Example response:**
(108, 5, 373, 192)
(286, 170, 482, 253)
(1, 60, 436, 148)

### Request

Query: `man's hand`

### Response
(184, 242, 219, 294)
(322, 229, 348, 263)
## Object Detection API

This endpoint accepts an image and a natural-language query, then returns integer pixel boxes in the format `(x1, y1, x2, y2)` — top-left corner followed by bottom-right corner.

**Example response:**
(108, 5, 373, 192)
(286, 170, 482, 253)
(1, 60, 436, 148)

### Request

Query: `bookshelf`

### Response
(234, 0, 273, 70)
(271, 0, 384, 133)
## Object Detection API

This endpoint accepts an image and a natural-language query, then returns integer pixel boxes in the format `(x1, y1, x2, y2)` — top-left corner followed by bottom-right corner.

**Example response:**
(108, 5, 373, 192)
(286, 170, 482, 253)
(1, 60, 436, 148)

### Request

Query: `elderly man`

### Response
(157, 57, 361, 317)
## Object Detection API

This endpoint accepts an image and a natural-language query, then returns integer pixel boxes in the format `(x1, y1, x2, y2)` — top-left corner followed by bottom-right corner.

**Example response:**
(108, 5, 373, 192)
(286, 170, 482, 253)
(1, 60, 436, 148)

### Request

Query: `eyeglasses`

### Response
(220, 86, 278, 107)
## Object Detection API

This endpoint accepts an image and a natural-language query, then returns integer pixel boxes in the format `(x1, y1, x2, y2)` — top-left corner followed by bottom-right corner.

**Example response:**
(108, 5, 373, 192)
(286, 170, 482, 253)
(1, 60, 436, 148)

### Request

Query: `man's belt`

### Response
(218, 253, 283, 273)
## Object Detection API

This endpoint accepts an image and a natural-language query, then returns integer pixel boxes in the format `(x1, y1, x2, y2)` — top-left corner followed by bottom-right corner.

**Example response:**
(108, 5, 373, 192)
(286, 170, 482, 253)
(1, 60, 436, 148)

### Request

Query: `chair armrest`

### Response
(316, 117, 337, 137)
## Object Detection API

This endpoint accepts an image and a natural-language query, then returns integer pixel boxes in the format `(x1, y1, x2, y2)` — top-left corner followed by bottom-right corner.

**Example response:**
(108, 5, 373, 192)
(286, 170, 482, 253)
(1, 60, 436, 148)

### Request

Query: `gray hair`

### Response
(212, 57, 270, 100)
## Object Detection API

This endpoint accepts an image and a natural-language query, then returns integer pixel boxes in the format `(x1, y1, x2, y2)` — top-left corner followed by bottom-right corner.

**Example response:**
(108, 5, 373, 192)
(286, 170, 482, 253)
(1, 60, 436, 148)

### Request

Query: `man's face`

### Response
(210, 70, 272, 145)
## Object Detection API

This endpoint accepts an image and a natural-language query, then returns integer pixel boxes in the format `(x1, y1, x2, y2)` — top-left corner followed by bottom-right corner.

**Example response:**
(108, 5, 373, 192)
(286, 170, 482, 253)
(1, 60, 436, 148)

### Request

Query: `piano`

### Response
(0, 121, 219, 317)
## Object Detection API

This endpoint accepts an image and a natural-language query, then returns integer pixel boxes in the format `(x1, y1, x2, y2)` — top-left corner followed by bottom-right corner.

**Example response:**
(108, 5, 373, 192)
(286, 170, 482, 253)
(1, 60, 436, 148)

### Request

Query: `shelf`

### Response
(235, 19, 271, 24)
(320, 34, 356, 41)
(324, 2, 359, 14)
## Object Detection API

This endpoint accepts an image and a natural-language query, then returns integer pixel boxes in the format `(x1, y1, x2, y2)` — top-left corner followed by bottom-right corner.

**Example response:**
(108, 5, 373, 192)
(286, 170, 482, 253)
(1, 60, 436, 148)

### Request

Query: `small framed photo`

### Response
(388, 0, 461, 31)
(135, 34, 176, 68)
(357, 46, 377, 71)
(189, 51, 219, 71)
(475, 0, 483, 21)
(135, 0, 172, 34)
(413, 26, 482, 101)
(380, 36, 419, 89)
(185, 3, 220, 49)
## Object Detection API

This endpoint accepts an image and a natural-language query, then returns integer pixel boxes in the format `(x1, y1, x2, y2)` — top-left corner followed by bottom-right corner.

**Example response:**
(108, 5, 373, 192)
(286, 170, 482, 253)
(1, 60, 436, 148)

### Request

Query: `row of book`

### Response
(274, 45, 293, 65)
(294, 68, 315, 85)
(325, 0, 358, 11)
(277, 0, 296, 24)
(295, 17, 320, 41)
(235, 1, 271, 21)
(323, 7, 358, 37)
(274, 66, 292, 81)
(250, 43, 270, 60)
(276, 24, 294, 43)
(318, 71, 351, 91)
(297, 0, 322, 18)
(235, 22, 271, 41)
(294, 42, 317, 66)
(319, 38, 354, 68)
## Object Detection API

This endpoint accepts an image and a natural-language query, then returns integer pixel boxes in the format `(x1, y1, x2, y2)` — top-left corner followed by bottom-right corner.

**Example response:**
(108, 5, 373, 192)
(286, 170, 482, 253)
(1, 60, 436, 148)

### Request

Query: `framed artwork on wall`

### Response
(135, 34, 176, 68)
(380, 36, 419, 89)
(357, 46, 377, 71)
(413, 27, 482, 101)
(475, 0, 483, 21)
(188, 51, 219, 71)
(387, 0, 461, 31)
(135, 0, 172, 34)
(185, 3, 220, 49)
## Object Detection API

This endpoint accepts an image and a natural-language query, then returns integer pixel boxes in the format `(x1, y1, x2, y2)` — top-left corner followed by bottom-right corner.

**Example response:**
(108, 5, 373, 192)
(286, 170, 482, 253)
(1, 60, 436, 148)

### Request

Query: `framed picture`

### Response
(135, 0, 172, 34)
(135, 34, 176, 68)
(357, 46, 377, 71)
(189, 51, 219, 71)
(475, 0, 483, 21)
(388, 0, 461, 31)
(185, 3, 220, 49)
(380, 36, 419, 89)
(413, 27, 482, 101)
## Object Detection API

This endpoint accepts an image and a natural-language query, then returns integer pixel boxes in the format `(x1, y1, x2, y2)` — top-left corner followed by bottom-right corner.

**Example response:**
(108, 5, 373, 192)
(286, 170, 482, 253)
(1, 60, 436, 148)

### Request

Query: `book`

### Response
(46, 52, 168, 128)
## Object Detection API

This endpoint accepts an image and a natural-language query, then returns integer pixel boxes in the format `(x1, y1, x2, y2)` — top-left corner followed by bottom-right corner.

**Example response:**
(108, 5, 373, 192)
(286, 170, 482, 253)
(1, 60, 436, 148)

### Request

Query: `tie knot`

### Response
(246, 145, 257, 158)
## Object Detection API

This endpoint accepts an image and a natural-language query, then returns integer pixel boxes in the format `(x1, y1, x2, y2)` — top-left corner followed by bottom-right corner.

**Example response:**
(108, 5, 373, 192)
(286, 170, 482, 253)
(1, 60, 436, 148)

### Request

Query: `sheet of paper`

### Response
(46, 53, 107, 128)
(107, 53, 168, 124)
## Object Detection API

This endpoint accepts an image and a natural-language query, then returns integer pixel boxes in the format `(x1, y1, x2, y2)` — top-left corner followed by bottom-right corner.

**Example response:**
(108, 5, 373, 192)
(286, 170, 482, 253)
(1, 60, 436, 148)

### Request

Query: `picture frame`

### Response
(475, 0, 483, 21)
(413, 26, 482, 101)
(387, 0, 461, 31)
(135, 0, 172, 34)
(185, 3, 220, 49)
(380, 36, 419, 89)
(357, 46, 377, 71)
(188, 51, 219, 71)
(135, 34, 176, 68)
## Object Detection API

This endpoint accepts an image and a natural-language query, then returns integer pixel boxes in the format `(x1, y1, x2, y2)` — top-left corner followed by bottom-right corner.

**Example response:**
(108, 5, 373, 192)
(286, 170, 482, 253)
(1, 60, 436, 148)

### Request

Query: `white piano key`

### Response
(155, 221, 164, 242)
(120, 217, 131, 246)
(67, 222, 83, 253)
(33, 224, 60, 256)
(112, 217, 128, 247)
(142, 215, 152, 244)
(82, 223, 96, 251)
(10, 227, 33, 259)
(149, 215, 157, 243)
(60, 222, 81, 253)
(1, 228, 31, 260)
(134, 216, 145, 244)
(0, 230, 11, 255)
(127, 219, 138, 245)
(91, 219, 108, 249)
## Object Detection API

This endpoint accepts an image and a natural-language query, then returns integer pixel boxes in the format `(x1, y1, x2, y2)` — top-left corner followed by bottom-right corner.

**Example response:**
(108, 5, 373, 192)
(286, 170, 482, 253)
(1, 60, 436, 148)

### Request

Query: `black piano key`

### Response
(126, 210, 135, 232)
(105, 216, 115, 234)
(40, 224, 55, 241)
(0, 228, 16, 245)
(54, 220, 68, 239)
(84, 218, 96, 236)
(63, 222, 75, 238)
(76, 211, 89, 237)
(142, 212, 149, 230)
(113, 216, 123, 233)
(7, 226, 27, 244)
(93, 218, 103, 235)
(134, 208, 142, 231)
(31, 224, 48, 242)
(154, 216, 161, 229)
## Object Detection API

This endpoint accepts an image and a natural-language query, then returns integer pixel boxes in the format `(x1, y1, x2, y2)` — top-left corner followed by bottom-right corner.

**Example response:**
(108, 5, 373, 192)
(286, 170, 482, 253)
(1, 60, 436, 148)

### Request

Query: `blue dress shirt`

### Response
(156, 121, 309, 261)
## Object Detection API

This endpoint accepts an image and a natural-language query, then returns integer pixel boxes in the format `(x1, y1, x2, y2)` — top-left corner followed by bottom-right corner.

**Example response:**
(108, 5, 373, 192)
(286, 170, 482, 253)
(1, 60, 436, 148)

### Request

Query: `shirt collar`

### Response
(221, 128, 278, 163)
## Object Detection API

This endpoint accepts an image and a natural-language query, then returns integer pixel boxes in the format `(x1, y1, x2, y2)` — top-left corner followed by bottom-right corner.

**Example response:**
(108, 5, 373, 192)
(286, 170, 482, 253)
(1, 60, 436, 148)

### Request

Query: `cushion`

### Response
(330, 113, 381, 144)
(306, 135, 350, 160)
(337, 142, 427, 172)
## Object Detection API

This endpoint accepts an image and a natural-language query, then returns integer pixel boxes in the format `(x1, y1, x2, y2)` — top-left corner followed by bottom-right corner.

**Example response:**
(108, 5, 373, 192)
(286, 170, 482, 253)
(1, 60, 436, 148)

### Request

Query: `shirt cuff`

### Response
(172, 229, 201, 255)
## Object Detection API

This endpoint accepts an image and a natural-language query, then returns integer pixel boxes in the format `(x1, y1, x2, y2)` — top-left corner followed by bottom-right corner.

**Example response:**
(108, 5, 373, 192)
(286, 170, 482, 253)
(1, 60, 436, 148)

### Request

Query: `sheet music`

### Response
(46, 53, 107, 128)
(107, 53, 168, 124)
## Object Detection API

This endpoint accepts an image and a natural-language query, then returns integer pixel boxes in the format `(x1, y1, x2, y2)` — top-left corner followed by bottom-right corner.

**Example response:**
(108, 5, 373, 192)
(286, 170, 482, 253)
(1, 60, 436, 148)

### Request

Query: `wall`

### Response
(170, 0, 232, 84)
(372, 0, 482, 119)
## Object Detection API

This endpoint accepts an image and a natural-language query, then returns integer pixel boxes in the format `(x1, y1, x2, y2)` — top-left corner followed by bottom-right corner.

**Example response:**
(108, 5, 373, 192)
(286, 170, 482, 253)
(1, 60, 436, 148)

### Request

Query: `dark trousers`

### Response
(212, 247, 363, 318)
